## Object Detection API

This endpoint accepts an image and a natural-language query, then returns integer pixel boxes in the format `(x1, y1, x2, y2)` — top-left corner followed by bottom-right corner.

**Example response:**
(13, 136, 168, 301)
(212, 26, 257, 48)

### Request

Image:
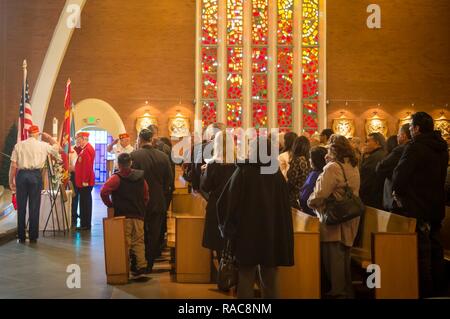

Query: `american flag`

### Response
(18, 60, 33, 142)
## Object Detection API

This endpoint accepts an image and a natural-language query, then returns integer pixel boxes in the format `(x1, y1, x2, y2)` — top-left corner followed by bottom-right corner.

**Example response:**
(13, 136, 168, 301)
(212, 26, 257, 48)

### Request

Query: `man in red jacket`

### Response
(74, 131, 95, 231)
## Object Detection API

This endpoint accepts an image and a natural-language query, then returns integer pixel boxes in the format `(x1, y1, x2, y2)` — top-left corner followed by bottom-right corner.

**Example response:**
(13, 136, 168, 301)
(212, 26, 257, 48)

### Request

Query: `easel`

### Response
(43, 156, 70, 236)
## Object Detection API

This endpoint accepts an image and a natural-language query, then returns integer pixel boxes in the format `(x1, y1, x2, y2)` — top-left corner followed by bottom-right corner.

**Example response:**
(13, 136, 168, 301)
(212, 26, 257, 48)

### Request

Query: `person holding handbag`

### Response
(308, 136, 361, 299)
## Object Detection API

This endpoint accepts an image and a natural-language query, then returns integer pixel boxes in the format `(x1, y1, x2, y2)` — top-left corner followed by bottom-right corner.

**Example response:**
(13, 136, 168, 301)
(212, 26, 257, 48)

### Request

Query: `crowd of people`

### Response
(8, 111, 449, 299)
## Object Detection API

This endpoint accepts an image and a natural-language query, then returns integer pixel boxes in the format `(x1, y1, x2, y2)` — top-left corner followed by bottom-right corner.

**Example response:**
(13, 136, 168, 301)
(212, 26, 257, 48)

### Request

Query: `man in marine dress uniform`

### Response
(107, 132, 134, 172)
(9, 125, 60, 243)
(74, 131, 95, 231)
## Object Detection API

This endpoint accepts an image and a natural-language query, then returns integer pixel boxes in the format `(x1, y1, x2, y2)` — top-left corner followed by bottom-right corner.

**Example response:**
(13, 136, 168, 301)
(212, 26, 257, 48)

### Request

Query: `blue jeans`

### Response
(16, 170, 42, 240)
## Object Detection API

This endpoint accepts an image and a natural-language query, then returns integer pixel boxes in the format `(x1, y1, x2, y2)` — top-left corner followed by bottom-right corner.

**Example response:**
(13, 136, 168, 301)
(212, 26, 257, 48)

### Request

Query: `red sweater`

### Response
(100, 168, 149, 208)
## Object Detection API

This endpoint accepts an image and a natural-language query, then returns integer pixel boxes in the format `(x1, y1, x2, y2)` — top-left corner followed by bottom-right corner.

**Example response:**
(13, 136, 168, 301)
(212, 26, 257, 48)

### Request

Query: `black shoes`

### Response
(17, 239, 26, 244)
(75, 226, 90, 231)
(29, 239, 37, 244)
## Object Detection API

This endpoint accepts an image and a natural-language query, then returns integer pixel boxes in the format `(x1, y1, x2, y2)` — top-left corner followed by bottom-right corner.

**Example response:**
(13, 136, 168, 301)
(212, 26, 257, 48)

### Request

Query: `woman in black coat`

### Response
(217, 136, 294, 299)
(200, 131, 236, 254)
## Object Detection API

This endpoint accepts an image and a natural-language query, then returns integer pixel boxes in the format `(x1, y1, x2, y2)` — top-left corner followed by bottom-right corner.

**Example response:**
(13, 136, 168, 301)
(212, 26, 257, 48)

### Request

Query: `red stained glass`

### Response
(227, 102, 242, 127)
(277, 74, 293, 100)
(202, 47, 218, 73)
(277, 102, 293, 128)
(201, 101, 217, 128)
(252, 103, 268, 128)
(252, 74, 268, 100)
(302, 47, 319, 74)
(277, 48, 293, 74)
(228, 47, 243, 73)
(252, 0, 269, 45)
(252, 48, 268, 73)
(202, 74, 217, 99)
(201, 0, 218, 45)
(277, 0, 294, 45)
(302, 73, 319, 99)
(227, 74, 243, 99)
(303, 102, 319, 134)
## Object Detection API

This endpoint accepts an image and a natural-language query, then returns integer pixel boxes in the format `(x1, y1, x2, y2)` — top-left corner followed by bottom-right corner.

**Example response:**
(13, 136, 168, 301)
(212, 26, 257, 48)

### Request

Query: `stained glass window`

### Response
(227, 102, 242, 127)
(197, 0, 323, 133)
(200, 0, 218, 128)
(201, 101, 217, 128)
(226, 0, 244, 127)
(301, 0, 319, 134)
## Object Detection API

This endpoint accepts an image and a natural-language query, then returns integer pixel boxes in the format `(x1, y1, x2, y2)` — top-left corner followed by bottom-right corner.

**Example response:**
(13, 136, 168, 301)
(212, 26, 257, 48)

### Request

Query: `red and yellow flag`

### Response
(59, 79, 72, 184)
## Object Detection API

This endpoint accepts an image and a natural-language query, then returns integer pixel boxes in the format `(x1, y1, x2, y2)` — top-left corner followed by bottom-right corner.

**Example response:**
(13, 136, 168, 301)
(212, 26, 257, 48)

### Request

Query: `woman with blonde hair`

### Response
(308, 136, 361, 298)
(200, 131, 237, 260)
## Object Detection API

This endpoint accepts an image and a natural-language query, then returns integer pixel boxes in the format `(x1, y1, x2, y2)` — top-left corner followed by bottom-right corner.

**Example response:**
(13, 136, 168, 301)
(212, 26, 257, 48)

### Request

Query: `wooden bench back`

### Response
(291, 208, 320, 233)
(360, 206, 416, 252)
(171, 193, 206, 217)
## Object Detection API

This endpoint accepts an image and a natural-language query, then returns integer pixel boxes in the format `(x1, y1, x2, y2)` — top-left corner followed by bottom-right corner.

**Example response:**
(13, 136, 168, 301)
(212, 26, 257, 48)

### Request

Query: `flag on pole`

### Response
(70, 102, 76, 149)
(18, 59, 33, 142)
(59, 79, 72, 184)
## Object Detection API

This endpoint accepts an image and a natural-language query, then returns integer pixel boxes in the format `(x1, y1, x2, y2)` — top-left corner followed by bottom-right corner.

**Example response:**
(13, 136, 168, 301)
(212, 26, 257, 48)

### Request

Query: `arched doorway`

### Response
(74, 99, 125, 183)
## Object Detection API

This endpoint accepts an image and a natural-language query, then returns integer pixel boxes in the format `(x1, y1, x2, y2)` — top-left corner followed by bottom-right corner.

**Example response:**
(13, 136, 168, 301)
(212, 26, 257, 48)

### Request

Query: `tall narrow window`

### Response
(251, 0, 269, 129)
(226, 0, 244, 128)
(196, 0, 325, 132)
(200, 0, 218, 128)
(301, 0, 319, 134)
(276, 0, 294, 132)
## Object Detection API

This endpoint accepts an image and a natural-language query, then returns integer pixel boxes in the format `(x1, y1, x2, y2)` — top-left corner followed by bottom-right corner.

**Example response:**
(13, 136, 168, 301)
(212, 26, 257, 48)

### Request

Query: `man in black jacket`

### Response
(131, 129, 173, 273)
(393, 112, 449, 297)
(360, 132, 387, 209)
(376, 123, 411, 211)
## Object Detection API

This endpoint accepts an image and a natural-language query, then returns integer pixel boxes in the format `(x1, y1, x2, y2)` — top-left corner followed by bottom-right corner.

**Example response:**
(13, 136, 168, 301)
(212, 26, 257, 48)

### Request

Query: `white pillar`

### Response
(217, 0, 227, 124)
(31, 0, 87, 129)
(267, 0, 278, 129)
(242, 0, 252, 129)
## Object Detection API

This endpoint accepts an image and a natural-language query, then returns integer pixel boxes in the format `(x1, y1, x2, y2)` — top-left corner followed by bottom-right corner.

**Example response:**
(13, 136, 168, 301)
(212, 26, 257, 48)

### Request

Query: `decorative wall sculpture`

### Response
(398, 112, 412, 128)
(434, 112, 449, 140)
(365, 112, 387, 137)
(136, 113, 158, 134)
(168, 113, 190, 138)
(332, 113, 355, 138)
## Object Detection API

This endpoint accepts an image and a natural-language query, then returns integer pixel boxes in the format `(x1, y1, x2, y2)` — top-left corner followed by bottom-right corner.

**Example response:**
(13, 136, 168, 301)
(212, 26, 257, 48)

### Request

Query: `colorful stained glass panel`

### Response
(302, 73, 319, 99)
(277, 0, 294, 45)
(202, 74, 217, 99)
(252, 74, 268, 100)
(277, 48, 293, 74)
(227, 74, 243, 99)
(228, 47, 243, 73)
(303, 102, 319, 133)
(302, 19, 319, 46)
(277, 74, 293, 100)
(201, 101, 217, 128)
(201, 47, 218, 73)
(252, 103, 268, 128)
(252, 0, 269, 45)
(227, 0, 244, 45)
(201, 0, 218, 45)
(302, 0, 319, 20)
(302, 47, 319, 73)
(252, 48, 268, 73)
(227, 102, 242, 127)
(277, 102, 293, 128)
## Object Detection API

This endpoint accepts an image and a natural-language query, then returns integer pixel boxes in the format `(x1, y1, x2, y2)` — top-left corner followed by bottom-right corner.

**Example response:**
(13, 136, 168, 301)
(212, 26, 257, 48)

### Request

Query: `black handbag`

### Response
(217, 240, 238, 292)
(322, 162, 365, 225)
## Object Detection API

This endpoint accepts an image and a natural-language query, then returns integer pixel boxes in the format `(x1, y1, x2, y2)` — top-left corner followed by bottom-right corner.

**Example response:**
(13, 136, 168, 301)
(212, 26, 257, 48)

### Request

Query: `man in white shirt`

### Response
(9, 125, 60, 244)
(107, 133, 134, 171)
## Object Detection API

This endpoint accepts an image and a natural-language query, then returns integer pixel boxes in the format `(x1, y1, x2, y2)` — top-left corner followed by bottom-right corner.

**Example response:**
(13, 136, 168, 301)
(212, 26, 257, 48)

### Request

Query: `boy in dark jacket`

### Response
(101, 153, 149, 276)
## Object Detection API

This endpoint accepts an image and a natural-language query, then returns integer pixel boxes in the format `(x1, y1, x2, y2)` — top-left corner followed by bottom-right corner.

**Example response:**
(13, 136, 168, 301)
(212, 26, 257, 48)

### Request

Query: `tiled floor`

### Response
(0, 186, 232, 299)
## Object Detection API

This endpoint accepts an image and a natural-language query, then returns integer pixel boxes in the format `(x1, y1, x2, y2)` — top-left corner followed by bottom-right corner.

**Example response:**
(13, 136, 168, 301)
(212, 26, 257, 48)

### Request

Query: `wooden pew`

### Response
(278, 208, 321, 299)
(442, 206, 450, 262)
(103, 216, 129, 285)
(170, 193, 211, 283)
(352, 206, 418, 299)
